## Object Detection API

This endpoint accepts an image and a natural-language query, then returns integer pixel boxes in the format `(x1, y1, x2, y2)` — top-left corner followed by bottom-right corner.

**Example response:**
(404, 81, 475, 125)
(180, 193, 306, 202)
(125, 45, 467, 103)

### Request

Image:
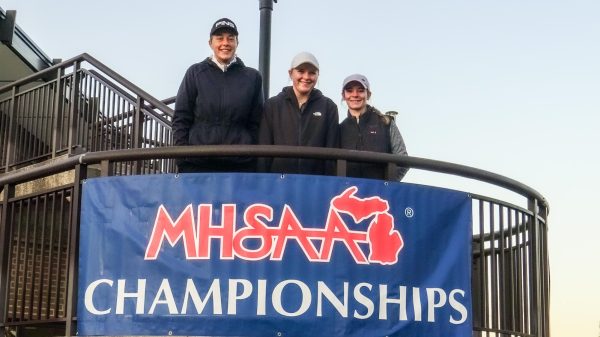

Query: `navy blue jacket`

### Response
(172, 57, 263, 169)
(340, 106, 408, 180)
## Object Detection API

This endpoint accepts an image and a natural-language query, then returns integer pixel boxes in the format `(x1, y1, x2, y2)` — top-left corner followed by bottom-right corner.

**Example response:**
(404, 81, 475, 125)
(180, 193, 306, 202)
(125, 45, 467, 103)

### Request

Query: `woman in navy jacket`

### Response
(172, 18, 263, 173)
(339, 74, 408, 181)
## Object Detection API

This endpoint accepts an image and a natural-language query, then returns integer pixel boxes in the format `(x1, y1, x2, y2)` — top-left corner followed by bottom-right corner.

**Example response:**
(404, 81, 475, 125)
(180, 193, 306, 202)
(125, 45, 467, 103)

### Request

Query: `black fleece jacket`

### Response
(258, 86, 339, 175)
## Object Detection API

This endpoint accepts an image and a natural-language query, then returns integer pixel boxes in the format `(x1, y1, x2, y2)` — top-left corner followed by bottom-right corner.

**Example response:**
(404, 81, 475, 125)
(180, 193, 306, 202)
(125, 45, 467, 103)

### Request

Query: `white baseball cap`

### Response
(290, 52, 319, 70)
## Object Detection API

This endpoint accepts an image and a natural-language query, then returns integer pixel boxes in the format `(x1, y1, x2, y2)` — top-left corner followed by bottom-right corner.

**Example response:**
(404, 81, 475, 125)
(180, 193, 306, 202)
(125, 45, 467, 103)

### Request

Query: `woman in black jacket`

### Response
(258, 52, 339, 175)
(339, 74, 408, 181)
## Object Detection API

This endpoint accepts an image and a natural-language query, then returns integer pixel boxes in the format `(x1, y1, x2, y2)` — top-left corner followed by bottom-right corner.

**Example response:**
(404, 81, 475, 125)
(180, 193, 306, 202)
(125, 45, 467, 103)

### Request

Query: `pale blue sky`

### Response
(3, 0, 600, 335)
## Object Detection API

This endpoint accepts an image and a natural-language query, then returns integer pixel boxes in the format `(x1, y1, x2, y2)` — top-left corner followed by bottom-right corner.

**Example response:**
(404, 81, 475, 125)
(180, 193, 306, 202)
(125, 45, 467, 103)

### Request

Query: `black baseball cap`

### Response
(210, 18, 238, 36)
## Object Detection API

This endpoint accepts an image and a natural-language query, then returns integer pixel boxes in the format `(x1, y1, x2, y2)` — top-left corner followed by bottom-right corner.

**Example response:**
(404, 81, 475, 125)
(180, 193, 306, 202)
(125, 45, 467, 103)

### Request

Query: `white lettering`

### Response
(257, 279, 267, 315)
(426, 288, 447, 322)
(116, 279, 146, 314)
(83, 277, 470, 326)
(353, 283, 374, 319)
(228, 279, 252, 314)
(216, 21, 235, 28)
(84, 279, 113, 315)
(317, 281, 348, 317)
(181, 278, 222, 314)
(449, 289, 468, 324)
(413, 287, 422, 321)
(379, 285, 407, 320)
(148, 279, 178, 314)
(272, 280, 311, 316)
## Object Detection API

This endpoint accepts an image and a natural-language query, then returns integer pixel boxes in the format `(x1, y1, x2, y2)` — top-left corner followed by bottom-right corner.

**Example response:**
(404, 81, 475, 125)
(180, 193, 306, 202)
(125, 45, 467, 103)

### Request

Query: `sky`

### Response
(2, 0, 600, 335)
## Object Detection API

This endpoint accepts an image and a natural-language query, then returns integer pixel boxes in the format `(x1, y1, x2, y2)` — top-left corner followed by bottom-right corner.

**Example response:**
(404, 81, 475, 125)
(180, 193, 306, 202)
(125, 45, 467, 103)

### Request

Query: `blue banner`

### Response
(78, 173, 472, 336)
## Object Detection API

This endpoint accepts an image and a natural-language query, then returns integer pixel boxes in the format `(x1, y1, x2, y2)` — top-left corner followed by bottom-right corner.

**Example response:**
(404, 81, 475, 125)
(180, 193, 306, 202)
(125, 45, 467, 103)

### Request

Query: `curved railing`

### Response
(0, 145, 549, 337)
(0, 145, 546, 205)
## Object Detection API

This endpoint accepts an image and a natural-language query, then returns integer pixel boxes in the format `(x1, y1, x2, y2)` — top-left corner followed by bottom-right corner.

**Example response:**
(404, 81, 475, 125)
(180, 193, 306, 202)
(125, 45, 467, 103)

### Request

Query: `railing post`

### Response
(67, 61, 81, 155)
(336, 159, 347, 177)
(52, 66, 66, 158)
(385, 163, 397, 180)
(100, 159, 113, 177)
(0, 184, 15, 327)
(471, 240, 483, 329)
(132, 96, 144, 174)
(539, 204, 550, 337)
(4, 87, 18, 171)
(64, 164, 87, 336)
(528, 198, 543, 336)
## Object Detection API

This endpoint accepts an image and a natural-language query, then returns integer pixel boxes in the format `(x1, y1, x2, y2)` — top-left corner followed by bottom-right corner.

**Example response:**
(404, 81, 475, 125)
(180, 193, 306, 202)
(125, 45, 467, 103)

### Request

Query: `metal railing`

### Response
(0, 53, 174, 173)
(0, 145, 550, 337)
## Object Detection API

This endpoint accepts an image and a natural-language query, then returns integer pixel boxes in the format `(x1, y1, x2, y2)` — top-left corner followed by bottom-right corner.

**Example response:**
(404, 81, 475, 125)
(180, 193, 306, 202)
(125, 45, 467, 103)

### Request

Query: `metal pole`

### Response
(65, 164, 87, 336)
(258, 0, 276, 98)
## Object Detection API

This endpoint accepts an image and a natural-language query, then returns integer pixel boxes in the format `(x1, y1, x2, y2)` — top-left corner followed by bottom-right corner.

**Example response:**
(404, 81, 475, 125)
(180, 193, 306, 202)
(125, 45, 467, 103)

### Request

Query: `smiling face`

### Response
(289, 63, 319, 98)
(343, 82, 370, 115)
(209, 31, 238, 64)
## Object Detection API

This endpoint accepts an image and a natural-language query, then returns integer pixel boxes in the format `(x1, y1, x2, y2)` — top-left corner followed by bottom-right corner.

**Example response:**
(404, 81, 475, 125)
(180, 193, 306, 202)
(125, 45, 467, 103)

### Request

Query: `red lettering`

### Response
(234, 204, 274, 260)
(272, 206, 320, 261)
(320, 209, 368, 264)
(144, 185, 399, 265)
(198, 204, 235, 259)
(145, 205, 198, 260)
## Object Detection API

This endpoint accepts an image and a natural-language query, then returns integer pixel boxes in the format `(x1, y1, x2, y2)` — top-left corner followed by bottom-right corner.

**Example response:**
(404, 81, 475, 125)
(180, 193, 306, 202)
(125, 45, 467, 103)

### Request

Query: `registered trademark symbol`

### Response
(405, 207, 414, 218)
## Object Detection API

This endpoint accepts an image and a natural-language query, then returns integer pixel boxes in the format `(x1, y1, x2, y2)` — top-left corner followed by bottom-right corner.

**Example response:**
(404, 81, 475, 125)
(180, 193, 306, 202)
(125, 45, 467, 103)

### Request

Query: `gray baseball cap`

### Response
(342, 74, 370, 91)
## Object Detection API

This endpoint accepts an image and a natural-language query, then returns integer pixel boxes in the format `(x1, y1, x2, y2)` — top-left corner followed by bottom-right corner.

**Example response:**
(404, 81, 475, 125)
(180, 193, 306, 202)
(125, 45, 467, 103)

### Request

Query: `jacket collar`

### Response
(207, 56, 244, 71)
(347, 105, 375, 122)
(281, 86, 323, 104)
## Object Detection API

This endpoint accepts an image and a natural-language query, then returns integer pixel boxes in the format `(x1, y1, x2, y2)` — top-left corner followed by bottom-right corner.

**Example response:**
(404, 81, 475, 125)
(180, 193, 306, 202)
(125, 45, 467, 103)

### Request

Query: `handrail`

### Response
(0, 53, 174, 117)
(0, 145, 548, 208)
(160, 96, 176, 106)
(83, 69, 172, 126)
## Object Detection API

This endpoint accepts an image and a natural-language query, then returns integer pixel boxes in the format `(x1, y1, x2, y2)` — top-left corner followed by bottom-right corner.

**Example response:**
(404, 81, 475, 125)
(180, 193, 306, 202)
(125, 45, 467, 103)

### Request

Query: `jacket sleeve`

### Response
(248, 72, 264, 144)
(325, 100, 340, 148)
(172, 67, 196, 146)
(389, 122, 408, 181)
(257, 100, 274, 172)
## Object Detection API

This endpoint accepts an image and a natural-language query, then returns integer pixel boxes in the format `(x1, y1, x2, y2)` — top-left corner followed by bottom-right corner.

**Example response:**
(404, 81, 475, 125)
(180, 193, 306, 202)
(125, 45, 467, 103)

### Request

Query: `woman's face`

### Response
(343, 83, 369, 111)
(209, 31, 238, 64)
(289, 63, 319, 96)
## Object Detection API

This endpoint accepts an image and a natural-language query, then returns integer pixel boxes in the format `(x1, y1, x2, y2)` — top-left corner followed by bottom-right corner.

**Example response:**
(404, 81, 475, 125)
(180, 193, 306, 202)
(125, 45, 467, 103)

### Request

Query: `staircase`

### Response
(0, 53, 175, 175)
